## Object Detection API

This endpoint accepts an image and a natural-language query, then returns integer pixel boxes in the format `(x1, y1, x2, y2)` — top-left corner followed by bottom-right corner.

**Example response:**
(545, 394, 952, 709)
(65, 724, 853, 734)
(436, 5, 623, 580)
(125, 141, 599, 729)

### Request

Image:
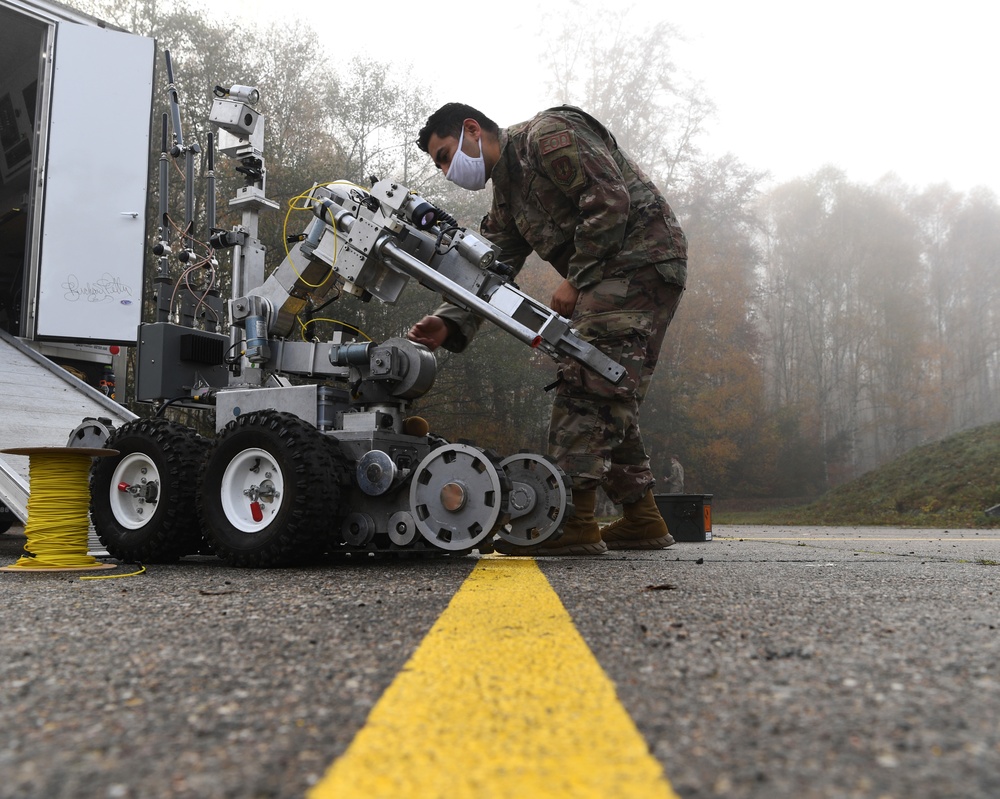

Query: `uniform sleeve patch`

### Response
(550, 155, 578, 186)
(539, 130, 573, 155)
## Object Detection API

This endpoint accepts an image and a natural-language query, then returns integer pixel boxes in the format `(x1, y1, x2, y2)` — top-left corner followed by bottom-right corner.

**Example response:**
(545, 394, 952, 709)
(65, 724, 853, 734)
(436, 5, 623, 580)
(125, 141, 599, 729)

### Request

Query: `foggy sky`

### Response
(205, 0, 997, 196)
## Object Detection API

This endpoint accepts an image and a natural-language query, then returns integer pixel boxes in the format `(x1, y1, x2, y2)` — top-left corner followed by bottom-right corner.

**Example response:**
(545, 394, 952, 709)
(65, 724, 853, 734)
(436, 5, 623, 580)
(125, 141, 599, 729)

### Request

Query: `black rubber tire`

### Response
(198, 410, 343, 567)
(90, 418, 209, 562)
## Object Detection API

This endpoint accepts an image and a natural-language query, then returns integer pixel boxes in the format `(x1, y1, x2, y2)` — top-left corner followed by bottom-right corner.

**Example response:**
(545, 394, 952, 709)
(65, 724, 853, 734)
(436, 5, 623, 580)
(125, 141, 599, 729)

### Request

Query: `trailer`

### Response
(0, 0, 153, 525)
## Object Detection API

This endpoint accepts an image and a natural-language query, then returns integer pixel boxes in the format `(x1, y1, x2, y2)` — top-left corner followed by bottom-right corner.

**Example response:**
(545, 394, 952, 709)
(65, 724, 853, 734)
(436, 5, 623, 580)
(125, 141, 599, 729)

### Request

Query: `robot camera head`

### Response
(209, 84, 261, 139)
(226, 85, 260, 106)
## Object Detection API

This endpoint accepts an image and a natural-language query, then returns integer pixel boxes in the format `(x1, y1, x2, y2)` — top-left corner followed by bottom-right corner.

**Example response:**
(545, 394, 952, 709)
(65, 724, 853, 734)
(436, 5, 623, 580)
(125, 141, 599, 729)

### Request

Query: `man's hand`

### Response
(407, 315, 449, 351)
(550, 279, 580, 318)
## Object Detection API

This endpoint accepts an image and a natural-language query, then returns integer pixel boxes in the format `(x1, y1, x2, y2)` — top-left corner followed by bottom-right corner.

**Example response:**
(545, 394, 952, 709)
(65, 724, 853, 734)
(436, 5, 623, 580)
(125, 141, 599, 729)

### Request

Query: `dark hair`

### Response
(417, 103, 499, 153)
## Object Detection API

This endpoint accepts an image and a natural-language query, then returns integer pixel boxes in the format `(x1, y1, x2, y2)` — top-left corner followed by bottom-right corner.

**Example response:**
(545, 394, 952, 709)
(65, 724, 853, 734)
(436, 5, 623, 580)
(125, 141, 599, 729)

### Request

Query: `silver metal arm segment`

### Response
(378, 239, 626, 384)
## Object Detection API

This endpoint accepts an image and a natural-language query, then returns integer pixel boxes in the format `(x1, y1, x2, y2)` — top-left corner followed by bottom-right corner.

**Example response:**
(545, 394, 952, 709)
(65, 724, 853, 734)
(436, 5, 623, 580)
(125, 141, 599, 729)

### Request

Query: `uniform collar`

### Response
(490, 128, 511, 188)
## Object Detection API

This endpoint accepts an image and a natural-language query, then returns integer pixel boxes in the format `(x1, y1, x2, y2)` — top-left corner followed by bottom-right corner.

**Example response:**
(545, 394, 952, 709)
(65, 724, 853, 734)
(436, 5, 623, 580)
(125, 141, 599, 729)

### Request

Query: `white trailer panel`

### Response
(34, 21, 154, 343)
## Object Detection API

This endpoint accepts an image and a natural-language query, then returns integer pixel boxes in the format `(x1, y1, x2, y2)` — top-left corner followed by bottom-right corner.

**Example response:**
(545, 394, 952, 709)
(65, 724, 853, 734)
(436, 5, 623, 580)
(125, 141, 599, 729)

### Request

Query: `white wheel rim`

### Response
(219, 447, 285, 533)
(109, 452, 161, 530)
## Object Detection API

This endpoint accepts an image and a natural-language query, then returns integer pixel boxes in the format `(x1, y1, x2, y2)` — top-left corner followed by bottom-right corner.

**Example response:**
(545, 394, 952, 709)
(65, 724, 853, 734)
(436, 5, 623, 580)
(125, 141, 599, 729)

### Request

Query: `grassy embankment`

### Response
(715, 421, 1000, 529)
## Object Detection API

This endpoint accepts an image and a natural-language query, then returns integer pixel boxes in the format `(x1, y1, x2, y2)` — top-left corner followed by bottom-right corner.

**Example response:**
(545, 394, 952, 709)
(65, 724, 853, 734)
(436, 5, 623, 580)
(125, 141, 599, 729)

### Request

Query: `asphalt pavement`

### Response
(1, 524, 997, 799)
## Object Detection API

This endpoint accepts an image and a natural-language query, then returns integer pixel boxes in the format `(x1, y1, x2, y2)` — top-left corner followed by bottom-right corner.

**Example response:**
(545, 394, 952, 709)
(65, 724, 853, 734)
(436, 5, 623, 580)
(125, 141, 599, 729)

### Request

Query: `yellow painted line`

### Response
(308, 557, 678, 799)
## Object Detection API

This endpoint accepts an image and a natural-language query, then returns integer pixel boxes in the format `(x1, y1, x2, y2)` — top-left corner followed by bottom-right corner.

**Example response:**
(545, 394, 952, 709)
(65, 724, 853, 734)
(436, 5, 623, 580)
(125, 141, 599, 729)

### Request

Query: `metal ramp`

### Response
(0, 328, 137, 524)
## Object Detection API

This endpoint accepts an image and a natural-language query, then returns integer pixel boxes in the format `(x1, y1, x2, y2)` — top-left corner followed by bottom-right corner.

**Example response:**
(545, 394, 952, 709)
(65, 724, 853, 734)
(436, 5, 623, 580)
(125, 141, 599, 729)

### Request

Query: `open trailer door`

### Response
(31, 20, 154, 344)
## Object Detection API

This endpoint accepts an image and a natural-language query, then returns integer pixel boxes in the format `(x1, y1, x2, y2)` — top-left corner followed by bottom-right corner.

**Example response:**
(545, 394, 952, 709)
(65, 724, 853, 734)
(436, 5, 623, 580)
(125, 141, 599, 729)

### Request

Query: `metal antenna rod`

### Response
(156, 114, 169, 260)
(153, 113, 172, 322)
(164, 50, 184, 151)
(206, 131, 216, 233)
(163, 49, 201, 246)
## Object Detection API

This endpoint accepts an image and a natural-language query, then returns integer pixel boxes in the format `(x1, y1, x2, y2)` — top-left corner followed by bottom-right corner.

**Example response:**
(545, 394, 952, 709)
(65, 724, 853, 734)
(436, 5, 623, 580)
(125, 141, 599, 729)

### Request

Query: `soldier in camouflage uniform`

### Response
(667, 455, 685, 493)
(408, 103, 687, 555)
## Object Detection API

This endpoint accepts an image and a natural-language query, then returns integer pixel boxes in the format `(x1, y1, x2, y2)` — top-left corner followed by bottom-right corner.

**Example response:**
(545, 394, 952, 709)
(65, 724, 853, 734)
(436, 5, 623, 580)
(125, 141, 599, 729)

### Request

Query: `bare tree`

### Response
(324, 58, 424, 184)
(543, 4, 713, 190)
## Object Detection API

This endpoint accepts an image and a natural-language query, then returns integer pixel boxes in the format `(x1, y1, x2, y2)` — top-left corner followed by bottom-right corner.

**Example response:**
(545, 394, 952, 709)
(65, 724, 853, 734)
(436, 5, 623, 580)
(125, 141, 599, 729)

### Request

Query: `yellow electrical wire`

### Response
(282, 189, 336, 289)
(4, 453, 113, 572)
(80, 564, 147, 581)
(280, 180, 371, 288)
(298, 316, 372, 342)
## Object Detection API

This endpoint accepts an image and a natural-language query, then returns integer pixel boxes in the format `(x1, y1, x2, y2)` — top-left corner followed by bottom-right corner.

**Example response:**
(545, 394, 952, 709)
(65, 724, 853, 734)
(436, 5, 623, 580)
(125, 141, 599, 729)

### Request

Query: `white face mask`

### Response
(446, 128, 487, 191)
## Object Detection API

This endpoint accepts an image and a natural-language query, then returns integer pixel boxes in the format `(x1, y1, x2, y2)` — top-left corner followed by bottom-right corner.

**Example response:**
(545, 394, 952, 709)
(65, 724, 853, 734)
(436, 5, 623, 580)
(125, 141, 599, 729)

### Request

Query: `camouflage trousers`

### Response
(548, 265, 684, 506)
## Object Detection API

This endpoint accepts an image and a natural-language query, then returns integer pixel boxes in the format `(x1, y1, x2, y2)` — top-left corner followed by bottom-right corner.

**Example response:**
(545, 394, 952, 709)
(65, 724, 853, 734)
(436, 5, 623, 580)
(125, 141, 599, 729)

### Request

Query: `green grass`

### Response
(716, 421, 1000, 529)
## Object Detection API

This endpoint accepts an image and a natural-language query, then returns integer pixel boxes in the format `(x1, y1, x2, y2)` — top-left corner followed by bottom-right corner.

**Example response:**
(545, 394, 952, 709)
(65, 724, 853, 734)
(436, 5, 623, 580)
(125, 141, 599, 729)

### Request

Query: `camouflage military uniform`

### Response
(434, 106, 687, 505)
(667, 458, 685, 493)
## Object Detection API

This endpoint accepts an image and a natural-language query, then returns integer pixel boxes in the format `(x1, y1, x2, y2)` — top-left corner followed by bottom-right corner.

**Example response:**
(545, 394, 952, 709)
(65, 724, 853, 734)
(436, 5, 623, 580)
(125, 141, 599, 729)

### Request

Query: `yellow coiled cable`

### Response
(4, 452, 114, 573)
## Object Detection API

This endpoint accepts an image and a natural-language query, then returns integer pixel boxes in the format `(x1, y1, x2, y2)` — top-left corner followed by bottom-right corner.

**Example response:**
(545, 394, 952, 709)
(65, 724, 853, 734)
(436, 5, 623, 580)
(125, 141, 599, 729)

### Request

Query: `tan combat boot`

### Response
(494, 489, 607, 556)
(601, 490, 675, 550)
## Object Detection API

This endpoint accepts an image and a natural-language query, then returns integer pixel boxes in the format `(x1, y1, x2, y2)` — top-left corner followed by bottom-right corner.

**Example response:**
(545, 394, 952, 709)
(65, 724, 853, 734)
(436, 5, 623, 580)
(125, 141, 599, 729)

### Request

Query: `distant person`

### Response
(666, 455, 685, 493)
(408, 102, 687, 555)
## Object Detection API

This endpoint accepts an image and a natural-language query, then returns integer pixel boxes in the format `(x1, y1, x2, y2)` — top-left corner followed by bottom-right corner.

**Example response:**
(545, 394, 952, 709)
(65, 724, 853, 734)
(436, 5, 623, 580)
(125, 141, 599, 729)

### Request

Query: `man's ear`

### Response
(462, 118, 482, 141)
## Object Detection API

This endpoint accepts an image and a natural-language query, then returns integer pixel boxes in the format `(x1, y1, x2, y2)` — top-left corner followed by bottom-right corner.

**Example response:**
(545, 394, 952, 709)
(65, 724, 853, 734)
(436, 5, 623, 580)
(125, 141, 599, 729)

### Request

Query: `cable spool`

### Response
(0, 447, 119, 573)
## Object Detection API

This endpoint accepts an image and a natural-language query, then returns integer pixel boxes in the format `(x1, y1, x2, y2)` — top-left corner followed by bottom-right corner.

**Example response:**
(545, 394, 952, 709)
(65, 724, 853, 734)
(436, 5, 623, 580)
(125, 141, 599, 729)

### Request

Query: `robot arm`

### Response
(238, 179, 626, 385)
